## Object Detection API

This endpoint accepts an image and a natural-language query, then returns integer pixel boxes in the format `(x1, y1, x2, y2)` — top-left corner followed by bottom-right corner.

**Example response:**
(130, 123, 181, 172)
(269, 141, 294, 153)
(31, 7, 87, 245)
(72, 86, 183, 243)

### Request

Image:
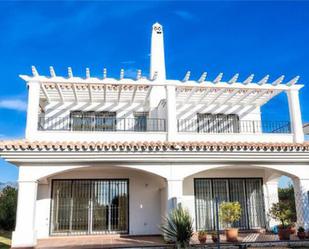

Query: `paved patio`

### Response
(36, 233, 309, 249)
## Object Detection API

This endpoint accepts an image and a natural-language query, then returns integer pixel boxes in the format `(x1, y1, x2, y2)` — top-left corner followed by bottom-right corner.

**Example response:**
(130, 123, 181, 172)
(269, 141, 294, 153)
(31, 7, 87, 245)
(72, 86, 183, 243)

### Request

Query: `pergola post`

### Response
(166, 85, 177, 141)
(286, 88, 304, 143)
(25, 81, 41, 139)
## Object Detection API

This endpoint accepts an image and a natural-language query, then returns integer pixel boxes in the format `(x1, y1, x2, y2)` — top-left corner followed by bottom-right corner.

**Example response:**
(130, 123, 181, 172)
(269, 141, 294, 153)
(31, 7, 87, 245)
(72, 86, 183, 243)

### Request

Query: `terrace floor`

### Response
(36, 233, 309, 249)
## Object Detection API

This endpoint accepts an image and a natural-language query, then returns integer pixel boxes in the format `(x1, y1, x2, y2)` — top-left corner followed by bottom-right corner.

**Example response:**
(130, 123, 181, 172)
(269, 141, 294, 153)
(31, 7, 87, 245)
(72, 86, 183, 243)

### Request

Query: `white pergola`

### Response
(20, 66, 302, 109)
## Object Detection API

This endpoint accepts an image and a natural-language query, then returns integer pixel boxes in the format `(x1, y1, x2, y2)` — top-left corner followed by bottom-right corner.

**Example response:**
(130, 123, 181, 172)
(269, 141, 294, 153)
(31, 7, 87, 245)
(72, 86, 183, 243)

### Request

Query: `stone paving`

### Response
(36, 233, 309, 249)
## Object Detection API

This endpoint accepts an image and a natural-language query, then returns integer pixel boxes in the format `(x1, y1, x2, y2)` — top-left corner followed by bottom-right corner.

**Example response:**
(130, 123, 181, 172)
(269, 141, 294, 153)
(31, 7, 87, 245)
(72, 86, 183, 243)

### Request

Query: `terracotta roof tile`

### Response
(0, 140, 309, 152)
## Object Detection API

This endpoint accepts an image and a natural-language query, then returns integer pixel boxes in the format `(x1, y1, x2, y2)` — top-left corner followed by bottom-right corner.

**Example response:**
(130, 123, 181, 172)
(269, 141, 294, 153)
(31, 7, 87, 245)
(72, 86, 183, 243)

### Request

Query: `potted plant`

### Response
(211, 231, 218, 243)
(269, 202, 293, 240)
(289, 223, 296, 235)
(198, 230, 207, 244)
(161, 204, 193, 249)
(219, 201, 242, 242)
(297, 227, 306, 240)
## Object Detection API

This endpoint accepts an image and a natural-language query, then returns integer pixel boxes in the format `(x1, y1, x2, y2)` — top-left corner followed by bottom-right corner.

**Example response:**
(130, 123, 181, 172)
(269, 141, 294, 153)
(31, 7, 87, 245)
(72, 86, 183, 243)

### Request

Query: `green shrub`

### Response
(219, 201, 242, 228)
(0, 186, 17, 231)
(161, 204, 193, 248)
(269, 202, 293, 229)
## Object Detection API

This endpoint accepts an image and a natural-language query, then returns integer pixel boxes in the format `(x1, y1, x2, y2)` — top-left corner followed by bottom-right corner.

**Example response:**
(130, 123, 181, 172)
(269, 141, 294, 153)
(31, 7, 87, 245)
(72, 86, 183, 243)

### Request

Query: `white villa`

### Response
(1, 23, 309, 248)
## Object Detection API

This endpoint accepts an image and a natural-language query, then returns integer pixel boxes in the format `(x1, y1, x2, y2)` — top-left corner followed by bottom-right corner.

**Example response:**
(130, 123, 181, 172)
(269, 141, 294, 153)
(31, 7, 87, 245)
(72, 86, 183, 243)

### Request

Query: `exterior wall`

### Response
(10, 162, 309, 247)
(35, 166, 165, 239)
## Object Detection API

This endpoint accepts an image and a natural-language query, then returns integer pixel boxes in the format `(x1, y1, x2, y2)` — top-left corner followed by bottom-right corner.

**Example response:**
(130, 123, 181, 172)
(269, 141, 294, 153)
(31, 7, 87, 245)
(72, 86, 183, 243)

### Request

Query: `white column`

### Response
(167, 179, 183, 214)
(12, 180, 38, 248)
(25, 81, 41, 140)
(263, 180, 279, 229)
(166, 85, 177, 141)
(286, 89, 304, 143)
(293, 178, 309, 229)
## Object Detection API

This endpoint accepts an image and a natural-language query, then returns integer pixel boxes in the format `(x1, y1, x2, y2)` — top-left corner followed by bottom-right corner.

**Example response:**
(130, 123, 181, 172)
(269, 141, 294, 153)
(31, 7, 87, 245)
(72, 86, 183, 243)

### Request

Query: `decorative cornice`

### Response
(1, 140, 309, 153)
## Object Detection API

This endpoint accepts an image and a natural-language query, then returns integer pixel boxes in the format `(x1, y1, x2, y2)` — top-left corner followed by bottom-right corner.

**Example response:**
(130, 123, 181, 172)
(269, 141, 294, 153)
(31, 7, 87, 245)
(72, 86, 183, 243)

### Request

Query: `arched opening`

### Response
(35, 165, 166, 239)
(182, 165, 301, 232)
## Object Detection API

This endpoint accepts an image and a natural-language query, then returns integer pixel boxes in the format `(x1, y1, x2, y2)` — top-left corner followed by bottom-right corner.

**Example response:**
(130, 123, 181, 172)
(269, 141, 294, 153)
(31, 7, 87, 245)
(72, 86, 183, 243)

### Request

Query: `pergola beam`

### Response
(72, 84, 78, 103)
(136, 70, 142, 80)
(88, 85, 93, 102)
(257, 75, 269, 85)
(86, 68, 90, 79)
(68, 67, 73, 78)
(120, 69, 124, 80)
(198, 72, 207, 83)
(131, 85, 138, 103)
(31, 66, 39, 77)
(183, 71, 191, 82)
(272, 75, 284, 86)
(49, 66, 56, 77)
(213, 73, 223, 83)
(103, 84, 106, 103)
(196, 89, 211, 103)
(183, 87, 198, 104)
(103, 68, 107, 79)
(228, 73, 239, 84)
(117, 86, 122, 103)
(206, 88, 226, 105)
(286, 76, 300, 86)
(40, 83, 50, 103)
(243, 74, 254, 85)
(55, 84, 64, 102)
(143, 86, 153, 105)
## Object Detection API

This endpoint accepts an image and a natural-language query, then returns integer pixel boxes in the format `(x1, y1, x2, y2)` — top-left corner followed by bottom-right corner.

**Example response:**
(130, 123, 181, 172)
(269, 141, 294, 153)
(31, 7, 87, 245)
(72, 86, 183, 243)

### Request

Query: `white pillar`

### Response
(25, 81, 41, 140)
(167, 179, 183, 213)
(293, 178, 309, 229)
(286, 88, 304, 143)
(263, 179, 279, 229)
(12, 180, 38, 248)
(166, 85, 177, 141)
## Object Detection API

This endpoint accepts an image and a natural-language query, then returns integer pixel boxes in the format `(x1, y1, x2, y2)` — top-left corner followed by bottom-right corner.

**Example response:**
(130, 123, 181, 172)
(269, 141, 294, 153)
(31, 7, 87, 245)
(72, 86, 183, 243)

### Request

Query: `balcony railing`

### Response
(38, 116, 166, 132)
(177, 119, 291, 134)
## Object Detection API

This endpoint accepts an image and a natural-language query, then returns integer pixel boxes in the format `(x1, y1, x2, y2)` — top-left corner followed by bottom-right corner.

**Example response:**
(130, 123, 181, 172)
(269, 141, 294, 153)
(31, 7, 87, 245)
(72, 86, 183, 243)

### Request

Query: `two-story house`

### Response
(1, 23, 309, 249)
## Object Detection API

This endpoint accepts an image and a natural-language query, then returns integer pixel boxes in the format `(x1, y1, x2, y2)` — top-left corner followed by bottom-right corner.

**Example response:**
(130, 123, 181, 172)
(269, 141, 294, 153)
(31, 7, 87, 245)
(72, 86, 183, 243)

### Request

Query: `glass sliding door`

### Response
(194, 178, 265, 231)
(229, 179, 249, 229)
(51, 179, 129, 235)
(246, 179, 266, 229)
(195, 179, 214, 230)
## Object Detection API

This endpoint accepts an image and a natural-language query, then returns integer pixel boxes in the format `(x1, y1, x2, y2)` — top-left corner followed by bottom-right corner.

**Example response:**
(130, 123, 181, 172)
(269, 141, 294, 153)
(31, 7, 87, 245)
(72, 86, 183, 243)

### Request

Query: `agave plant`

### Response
(160, 204, 193, 249)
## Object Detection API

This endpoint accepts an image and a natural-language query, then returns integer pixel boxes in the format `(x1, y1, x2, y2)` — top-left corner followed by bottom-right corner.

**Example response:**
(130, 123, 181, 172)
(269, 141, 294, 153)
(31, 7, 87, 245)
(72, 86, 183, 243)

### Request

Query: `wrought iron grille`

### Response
(51, 179, 129, 235)
(178, 119, 291, 134)
(194, 178, 266, 231)
(38, 116, 166, 132)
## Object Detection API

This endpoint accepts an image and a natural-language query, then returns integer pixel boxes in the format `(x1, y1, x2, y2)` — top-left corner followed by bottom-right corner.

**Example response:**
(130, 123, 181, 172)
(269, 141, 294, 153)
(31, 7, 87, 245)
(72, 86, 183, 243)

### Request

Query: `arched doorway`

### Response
(182, 165, 300, 231)
(36, 165, 166, 238)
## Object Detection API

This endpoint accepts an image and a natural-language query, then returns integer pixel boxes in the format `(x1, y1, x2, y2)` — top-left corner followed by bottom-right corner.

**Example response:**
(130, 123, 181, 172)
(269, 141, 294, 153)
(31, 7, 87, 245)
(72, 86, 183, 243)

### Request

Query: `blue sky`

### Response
(0, 1, 308, 187)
